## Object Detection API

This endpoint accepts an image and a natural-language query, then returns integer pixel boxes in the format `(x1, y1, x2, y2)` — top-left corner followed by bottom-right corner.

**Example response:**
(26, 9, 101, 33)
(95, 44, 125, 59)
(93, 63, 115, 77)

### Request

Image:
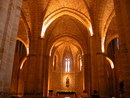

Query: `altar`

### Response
(56, 91, 76, 98)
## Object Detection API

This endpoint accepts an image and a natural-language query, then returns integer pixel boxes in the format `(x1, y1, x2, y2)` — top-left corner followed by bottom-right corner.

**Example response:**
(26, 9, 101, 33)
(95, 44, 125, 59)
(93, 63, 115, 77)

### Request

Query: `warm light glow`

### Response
(101, 40, 105, 53)
(89, 26, 93, 36)
(27, 47, 29, 56)
(102, 45, 105, 53)
(41, 25, 46, 38)
(41, 8, 92, 38)
(49, 47, 53, 56)
(79, 56, 82, 71)
(20, 57, 27, 70)
(106, 57, 114, 69)
(41, 18, 53, 38)
(68, 59, 70, 72)
(53, 60, 55, 67)
(17, 38, 29, 55)
(65, 59, 68, 72)
(65, 58, 70, 72)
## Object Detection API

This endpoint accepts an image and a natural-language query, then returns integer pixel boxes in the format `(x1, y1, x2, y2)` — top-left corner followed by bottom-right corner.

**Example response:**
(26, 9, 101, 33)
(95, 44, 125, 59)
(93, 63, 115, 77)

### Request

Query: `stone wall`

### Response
(49, 71, 83, 95)
(0, 0, 22, 97)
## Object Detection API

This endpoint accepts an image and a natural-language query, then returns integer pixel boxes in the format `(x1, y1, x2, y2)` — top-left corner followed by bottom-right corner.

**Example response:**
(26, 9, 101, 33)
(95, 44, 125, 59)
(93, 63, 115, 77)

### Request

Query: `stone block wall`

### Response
(49, 71, 83, 95)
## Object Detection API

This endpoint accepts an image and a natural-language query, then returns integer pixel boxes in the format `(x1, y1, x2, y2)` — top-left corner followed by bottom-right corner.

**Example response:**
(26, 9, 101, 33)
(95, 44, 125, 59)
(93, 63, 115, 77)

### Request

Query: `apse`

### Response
(48, 37, 84, 96)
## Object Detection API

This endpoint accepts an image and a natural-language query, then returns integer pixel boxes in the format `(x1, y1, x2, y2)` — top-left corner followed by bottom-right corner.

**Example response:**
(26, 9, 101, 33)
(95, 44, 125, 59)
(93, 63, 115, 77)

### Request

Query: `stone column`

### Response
(113, 0, 130, 97)
(89, 36, 98, 93)
(42, 54, 49, 97)
(89, 36, 97, 92)
(82, 54, 91, 97)
(96, 52, 108, 97)
(0, 0, 12, 46)
(24, 38, 44, 98)
(114, 49, 120, 97)
(0, 0, 22, 98)
(92, 36, 109, 97)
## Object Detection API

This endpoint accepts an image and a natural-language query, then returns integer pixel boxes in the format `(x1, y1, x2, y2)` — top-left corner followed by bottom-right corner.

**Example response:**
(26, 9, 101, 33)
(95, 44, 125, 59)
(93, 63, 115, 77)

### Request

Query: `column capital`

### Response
(89, 35, 94, 39)
(29, 37, 45, 43)
(96, 52, 107, 56)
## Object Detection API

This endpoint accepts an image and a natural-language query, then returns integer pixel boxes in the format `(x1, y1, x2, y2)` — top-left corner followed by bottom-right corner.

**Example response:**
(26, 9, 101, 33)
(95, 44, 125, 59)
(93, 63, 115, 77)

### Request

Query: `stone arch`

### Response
(11, 40, 27, 96)
(106, 57, 114, 69)
(105, 34, 119, 53)
(17, 38, 28, 49)
(48, 36, 85, 94)
(17, 37, 29, 55)
(103, 10, 115, 38)
(102, 10, 116, 52)
(41, 7, 93, 38)
(105, 56, 115, 97)
(47, 35, 87, 56)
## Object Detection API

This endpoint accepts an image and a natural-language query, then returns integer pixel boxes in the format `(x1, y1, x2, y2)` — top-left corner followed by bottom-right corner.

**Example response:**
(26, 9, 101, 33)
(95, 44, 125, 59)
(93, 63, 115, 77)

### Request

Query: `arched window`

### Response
(79, 56, 82, 71)
(53, 56, 57, 71)
(65, 58, 70, 72)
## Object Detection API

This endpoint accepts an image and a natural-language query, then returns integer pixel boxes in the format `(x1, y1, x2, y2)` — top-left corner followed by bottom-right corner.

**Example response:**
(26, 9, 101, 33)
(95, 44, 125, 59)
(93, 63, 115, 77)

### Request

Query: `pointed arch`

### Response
(106, 57, 114, 69)
(105, 34, 119, 53)
(16, 37, 29, 55)
(41, 7, 93, 38)
(102, 9, 116, 52)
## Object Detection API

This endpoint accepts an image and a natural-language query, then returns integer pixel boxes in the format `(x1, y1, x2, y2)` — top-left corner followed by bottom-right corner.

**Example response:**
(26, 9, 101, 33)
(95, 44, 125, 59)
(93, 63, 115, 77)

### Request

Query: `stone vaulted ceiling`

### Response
(17, 0, 116, 50)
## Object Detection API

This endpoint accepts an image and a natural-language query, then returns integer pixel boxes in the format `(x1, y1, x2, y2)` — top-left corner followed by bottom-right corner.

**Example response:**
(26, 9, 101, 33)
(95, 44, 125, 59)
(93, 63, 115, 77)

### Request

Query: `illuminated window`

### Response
(53, 56, 56, 70)
(65, 58, 70, 72)
(79, 56, 82, 71)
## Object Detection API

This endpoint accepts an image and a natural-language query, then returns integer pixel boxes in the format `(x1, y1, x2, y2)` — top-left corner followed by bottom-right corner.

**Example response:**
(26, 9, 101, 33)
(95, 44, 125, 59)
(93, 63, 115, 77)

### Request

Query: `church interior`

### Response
(0, 0, 130, 98)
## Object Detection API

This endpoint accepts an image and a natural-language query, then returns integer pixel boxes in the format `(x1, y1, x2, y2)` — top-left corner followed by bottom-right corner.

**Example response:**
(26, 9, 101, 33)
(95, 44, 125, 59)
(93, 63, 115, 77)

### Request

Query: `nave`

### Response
(0, 0, 130, 98)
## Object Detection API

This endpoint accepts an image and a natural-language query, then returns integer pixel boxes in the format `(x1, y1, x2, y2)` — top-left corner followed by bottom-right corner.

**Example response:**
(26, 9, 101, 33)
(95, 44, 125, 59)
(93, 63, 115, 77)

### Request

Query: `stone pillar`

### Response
(92, 34, 109, 97)
(114, 49, 120, 97)
(42, 55, 49, 97)
(0, 0, 22, 98)
(83, 54, 91, 97)
(96, 52, 108, 97)
(89, 36, 97, 93)
(0, 0, 12, 46)
(113, 0, 130, 97)
(24, 38, 44, 98)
